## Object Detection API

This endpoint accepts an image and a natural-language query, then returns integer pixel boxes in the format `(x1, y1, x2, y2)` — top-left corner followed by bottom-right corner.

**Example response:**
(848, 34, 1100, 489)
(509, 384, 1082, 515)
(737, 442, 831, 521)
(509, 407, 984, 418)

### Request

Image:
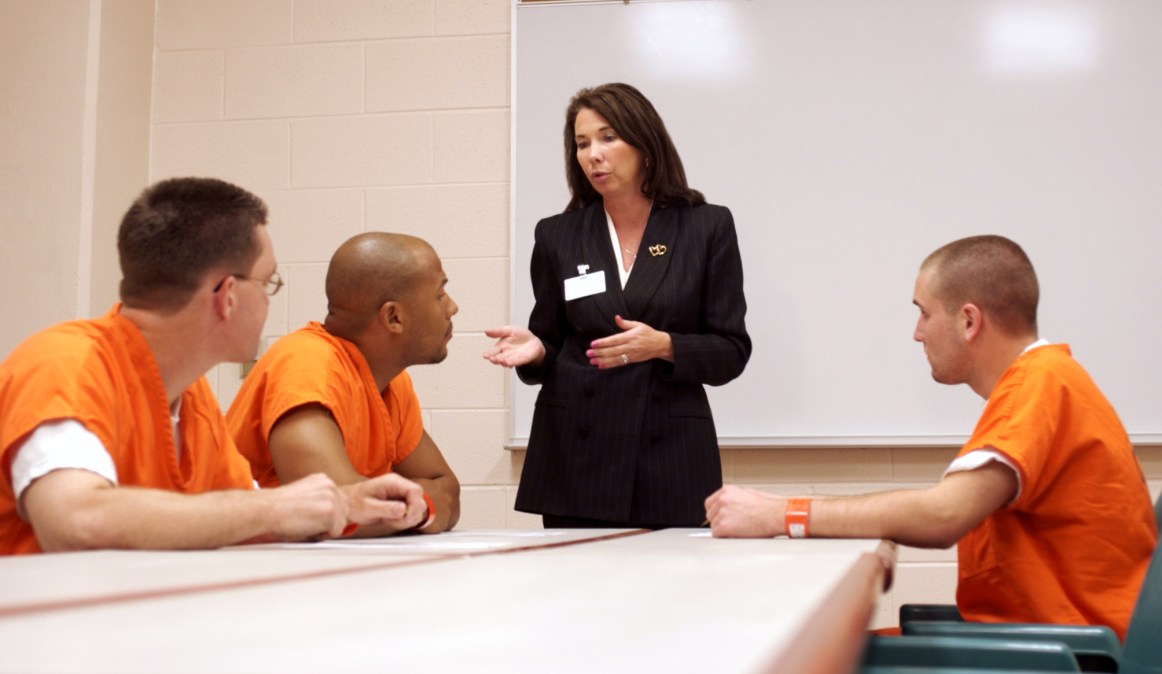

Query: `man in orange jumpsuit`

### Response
(228, 233, 461, 536)
(0, 178, 427, 555)
(705, 235, 1157, 639)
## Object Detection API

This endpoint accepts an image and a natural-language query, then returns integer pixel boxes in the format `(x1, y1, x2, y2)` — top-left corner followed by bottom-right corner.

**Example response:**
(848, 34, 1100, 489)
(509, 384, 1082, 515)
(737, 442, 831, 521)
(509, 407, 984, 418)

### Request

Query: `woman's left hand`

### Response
(586, 315, 674, 368)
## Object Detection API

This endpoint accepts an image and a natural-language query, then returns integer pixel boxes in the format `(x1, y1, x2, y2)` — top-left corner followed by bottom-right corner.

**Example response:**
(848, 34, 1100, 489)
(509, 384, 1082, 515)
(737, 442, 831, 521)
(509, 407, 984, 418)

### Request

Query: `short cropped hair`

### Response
(118, 177, 268, 312)
(921, 235, 1039, 336)
(563, 82, 705, 212)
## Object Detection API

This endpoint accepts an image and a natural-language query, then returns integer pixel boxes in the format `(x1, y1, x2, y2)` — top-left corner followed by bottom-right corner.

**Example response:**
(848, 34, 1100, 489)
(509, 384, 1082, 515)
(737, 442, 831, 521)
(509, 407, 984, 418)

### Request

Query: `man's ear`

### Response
(961, 303, 983, 343)
(379, 300, 404, 334)
(212, 276, 236, 320)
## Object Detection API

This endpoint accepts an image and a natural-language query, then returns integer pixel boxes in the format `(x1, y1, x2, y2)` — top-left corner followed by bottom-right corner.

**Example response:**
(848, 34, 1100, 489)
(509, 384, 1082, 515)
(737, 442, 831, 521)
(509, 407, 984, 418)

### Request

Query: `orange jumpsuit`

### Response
(955, 344, 1157, 639)
(0, 307, 255, 555)
(226, 323, 422, 487)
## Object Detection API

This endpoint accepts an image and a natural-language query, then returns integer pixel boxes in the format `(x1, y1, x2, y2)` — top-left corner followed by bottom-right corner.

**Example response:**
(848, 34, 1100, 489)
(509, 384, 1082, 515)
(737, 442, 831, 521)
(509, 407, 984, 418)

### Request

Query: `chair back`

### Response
(1121, 494, 1162, 674)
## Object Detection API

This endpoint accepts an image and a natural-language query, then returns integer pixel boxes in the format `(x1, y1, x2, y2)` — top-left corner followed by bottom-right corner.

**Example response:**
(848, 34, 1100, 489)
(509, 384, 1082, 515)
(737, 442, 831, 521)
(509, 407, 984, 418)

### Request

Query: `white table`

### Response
(0, 529, 628, 618)
(0, 530, 893, 674)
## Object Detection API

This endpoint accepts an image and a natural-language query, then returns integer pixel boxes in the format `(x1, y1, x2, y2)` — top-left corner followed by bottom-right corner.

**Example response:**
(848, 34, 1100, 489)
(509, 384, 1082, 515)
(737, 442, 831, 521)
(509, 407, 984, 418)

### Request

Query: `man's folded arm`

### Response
(268, 404, 434, 536)
(393, 430, 461, 534)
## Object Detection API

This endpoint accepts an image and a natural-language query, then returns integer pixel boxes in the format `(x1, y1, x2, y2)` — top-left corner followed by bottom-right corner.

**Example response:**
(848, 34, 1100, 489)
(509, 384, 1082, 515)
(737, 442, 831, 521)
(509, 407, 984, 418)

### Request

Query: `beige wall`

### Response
(1, 0, 92, 356)
(2, 0, 1158, 630)
(0, 0, 153, 356)
(90, 1, 155, 313)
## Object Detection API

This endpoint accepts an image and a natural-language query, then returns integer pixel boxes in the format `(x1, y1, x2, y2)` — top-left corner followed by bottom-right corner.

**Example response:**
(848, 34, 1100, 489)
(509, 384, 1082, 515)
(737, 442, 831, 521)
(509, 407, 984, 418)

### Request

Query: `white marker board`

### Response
(510, 0, 1162, 447)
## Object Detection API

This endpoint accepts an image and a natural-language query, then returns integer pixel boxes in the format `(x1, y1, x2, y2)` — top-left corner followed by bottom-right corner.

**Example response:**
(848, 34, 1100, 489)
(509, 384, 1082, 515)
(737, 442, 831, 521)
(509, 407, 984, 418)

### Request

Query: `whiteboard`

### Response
(510, 0, 1162, 447)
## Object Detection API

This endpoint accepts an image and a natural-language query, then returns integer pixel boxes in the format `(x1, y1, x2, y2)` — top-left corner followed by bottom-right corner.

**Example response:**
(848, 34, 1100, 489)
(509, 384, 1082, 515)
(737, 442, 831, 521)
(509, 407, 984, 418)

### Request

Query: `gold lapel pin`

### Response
(649, 244, 667, 257)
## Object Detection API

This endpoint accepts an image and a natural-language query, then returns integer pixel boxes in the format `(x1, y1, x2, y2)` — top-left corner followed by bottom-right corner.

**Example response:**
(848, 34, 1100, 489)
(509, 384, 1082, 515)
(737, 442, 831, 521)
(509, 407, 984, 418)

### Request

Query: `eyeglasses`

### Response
(213, 271, 284, 297)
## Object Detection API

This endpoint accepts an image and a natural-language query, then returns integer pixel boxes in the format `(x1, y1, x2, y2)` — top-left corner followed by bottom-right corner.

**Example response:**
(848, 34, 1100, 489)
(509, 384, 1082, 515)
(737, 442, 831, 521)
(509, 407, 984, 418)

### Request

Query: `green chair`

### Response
(899, 603, 964, 623)
(860, 634, 1083, 673)
(901, 624, 1119, 672)
(1119, 540, 1162, 674)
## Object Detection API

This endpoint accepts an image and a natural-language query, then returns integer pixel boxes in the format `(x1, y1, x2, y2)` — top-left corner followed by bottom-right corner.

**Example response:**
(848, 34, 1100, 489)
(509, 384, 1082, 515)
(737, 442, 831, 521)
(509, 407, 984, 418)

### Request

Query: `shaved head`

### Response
(324, 233, 436, 339)
(920, 234, 1039, 337)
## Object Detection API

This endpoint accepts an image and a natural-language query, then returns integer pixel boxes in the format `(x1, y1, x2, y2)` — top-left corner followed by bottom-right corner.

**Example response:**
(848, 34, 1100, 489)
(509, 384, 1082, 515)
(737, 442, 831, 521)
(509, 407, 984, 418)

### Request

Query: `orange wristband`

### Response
(785, 498, 811, 538)
(414, 492, 436, 530)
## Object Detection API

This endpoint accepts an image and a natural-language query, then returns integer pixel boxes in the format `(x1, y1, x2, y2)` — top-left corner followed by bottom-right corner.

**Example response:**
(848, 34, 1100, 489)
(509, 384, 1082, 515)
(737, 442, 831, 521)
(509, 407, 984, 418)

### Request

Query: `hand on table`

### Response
(704, 485, 784, 538)
(342, 473, 427, 534)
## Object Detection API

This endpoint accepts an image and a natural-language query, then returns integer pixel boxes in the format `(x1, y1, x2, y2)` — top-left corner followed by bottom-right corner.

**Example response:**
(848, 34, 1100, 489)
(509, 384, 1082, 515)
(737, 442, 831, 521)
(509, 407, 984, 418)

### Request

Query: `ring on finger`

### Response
(619, 354, 629, 365)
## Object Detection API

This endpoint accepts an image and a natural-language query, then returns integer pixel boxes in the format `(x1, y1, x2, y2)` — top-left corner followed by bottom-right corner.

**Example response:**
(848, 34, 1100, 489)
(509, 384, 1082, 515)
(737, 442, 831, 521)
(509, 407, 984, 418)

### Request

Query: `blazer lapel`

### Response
(622, 204, 678, 316)
(579, 202, 628, 320)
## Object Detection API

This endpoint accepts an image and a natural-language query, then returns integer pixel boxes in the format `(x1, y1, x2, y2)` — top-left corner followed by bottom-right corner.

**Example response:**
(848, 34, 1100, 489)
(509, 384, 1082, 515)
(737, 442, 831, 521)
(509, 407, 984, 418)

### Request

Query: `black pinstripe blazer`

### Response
(515, 200, 751, 526)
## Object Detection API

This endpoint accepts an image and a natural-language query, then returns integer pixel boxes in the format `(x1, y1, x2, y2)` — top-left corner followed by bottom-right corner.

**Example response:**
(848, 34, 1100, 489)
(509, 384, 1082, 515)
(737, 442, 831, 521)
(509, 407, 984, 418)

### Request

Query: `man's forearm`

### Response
(808, 490, 964, 549)
(27, 470, 351, 552)
(33, 485, 277, 552)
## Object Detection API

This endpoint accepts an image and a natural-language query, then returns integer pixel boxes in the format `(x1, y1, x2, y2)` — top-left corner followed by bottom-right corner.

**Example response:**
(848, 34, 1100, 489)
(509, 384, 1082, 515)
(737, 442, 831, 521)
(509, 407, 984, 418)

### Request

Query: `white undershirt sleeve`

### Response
(10, 419, 118, 519)
(944, 449, 1022, 503)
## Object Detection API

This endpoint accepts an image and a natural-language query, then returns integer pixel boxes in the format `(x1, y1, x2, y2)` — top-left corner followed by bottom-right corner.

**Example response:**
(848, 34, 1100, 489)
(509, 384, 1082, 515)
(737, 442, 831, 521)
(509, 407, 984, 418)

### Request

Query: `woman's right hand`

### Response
(483, 326, 546, 368)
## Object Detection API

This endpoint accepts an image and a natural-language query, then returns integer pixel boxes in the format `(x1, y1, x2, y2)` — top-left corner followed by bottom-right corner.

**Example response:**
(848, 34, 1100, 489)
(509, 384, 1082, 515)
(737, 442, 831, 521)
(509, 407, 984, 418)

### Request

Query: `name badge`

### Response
(564, 268, 606, 301)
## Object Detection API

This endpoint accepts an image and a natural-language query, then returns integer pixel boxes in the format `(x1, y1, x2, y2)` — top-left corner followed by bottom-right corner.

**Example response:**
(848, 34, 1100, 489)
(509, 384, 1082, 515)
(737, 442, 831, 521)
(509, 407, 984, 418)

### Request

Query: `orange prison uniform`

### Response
(0, 307, 256, 555)
(955, 344, 1157, 639)
(227, 323, 423, 487)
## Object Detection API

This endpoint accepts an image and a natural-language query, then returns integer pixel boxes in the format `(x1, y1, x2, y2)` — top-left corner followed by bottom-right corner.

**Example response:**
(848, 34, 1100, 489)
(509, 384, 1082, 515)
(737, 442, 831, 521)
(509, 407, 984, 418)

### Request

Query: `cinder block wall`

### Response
(151, 0, 537, 532)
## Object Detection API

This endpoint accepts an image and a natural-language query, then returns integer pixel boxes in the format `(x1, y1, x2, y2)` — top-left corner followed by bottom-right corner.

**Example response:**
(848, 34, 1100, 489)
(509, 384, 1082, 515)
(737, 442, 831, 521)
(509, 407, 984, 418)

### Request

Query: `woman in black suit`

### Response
(484, 83, 751, 528)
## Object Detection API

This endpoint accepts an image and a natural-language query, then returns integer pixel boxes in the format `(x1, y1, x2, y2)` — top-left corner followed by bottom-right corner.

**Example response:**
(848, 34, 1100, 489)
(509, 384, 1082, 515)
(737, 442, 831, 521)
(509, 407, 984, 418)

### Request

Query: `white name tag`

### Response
(564, 269, 606, 301)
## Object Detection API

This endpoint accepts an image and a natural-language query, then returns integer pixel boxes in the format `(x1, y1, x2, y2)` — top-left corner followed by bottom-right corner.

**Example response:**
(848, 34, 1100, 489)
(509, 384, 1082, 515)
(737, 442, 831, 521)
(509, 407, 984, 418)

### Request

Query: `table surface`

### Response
(0, 529, 894, 674)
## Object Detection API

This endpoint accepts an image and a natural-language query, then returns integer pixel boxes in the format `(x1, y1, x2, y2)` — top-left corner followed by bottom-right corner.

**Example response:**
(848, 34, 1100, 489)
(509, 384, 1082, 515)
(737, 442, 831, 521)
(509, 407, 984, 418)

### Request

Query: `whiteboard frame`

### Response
(507, 0, 1162, 449)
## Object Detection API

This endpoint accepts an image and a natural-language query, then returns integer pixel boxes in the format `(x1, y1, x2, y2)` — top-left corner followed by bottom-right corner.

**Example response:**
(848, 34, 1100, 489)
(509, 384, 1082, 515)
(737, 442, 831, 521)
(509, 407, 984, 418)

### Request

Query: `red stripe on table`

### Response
(0, 529, 650, 619)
